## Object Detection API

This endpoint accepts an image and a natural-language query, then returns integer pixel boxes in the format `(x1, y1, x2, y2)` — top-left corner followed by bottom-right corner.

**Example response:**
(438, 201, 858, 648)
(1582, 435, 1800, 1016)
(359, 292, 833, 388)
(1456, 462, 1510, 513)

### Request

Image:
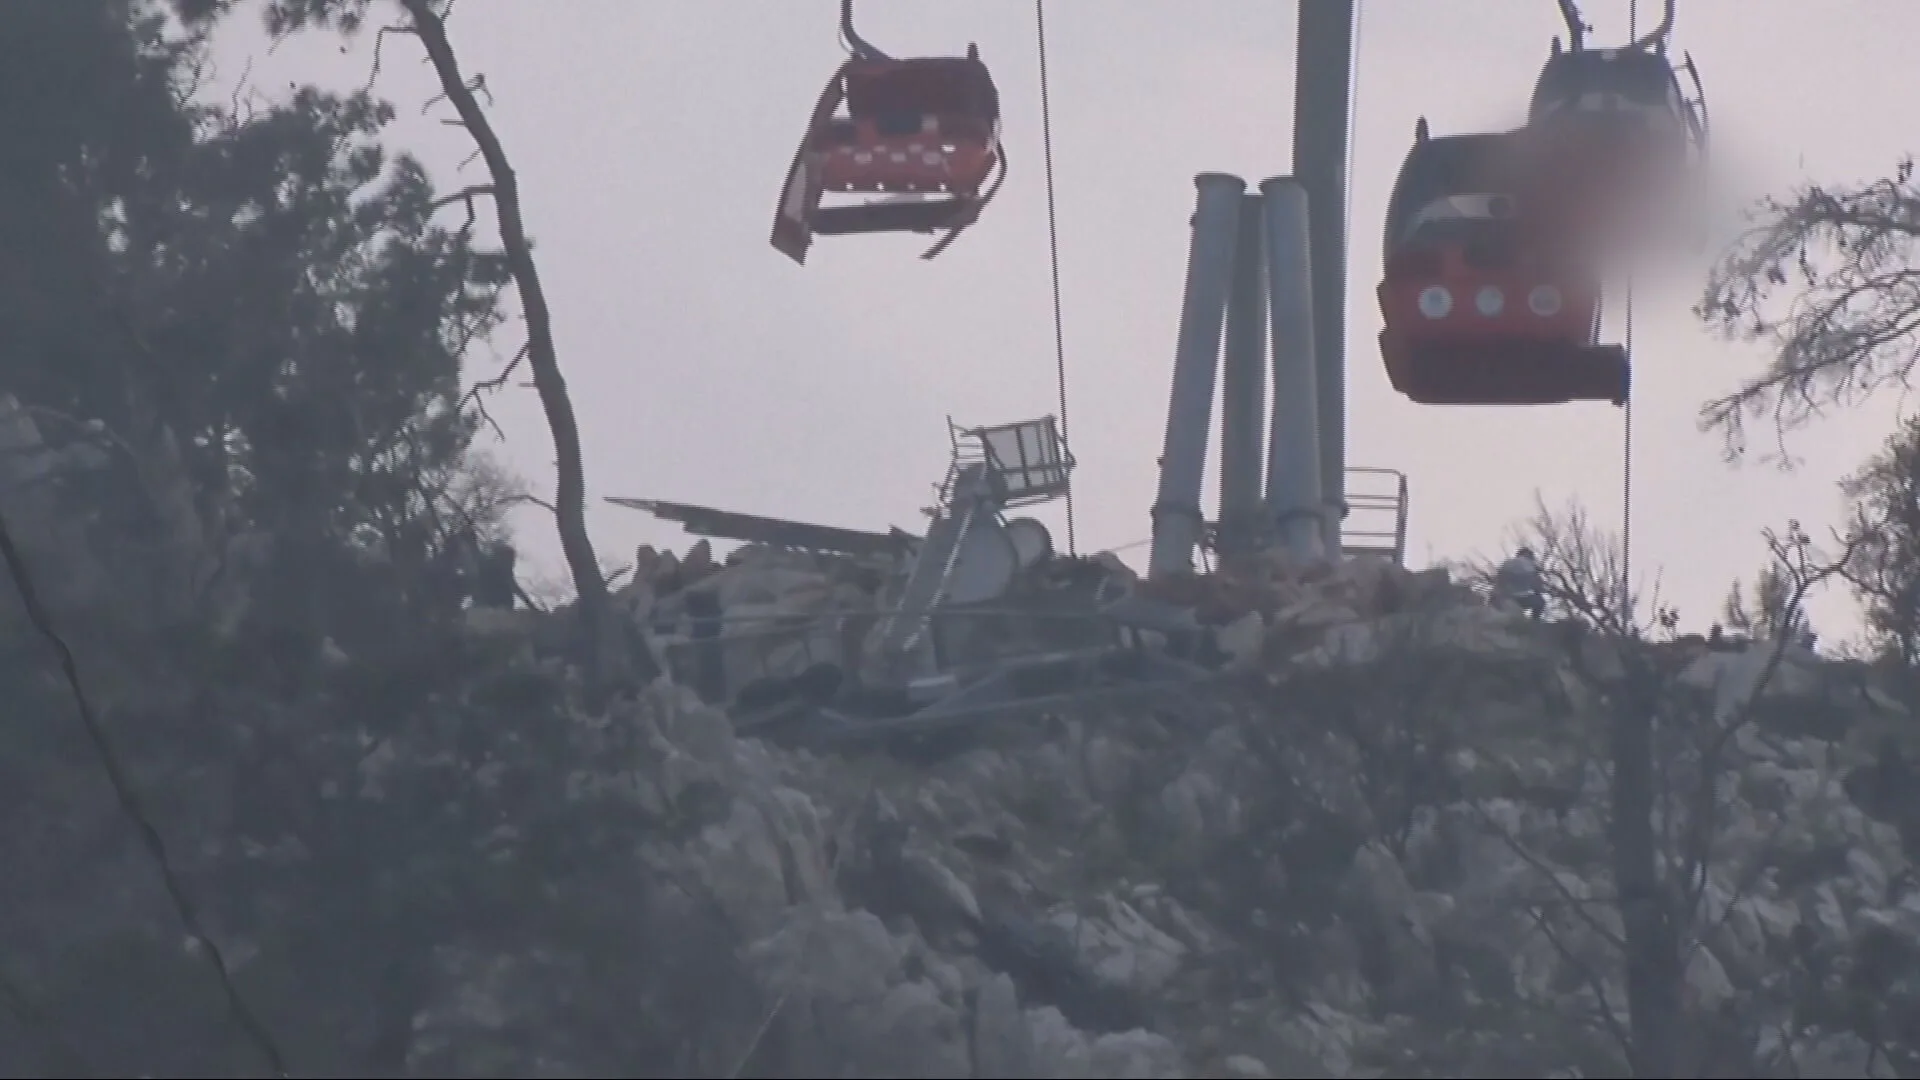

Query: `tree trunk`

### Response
(399, 0, 645, 691)
(1610, 685, 1682, 1077)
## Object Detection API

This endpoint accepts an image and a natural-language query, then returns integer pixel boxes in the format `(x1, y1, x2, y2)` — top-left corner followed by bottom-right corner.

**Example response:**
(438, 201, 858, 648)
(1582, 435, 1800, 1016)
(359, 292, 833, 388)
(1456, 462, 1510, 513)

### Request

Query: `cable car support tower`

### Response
(1147, 0, 1407, 581)
(1143, 0, 1697, 592)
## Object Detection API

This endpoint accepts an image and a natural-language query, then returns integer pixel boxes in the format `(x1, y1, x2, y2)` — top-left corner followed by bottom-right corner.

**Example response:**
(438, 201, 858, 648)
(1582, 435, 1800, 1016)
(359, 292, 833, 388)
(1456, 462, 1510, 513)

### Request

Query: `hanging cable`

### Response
(0, 509, 288, 1075)
(1034, 0, 1077, 556)
(1619, 0, 1638, 618)
(1622, 287, 1635, 611)
(1345, 2, 1363, 216)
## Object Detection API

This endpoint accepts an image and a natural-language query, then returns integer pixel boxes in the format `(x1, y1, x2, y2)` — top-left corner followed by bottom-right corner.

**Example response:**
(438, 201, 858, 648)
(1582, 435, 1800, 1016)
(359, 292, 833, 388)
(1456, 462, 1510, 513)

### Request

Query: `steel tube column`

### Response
(1292, 0, 1355, 559)
(1148, 173, 1245, 580)
(1259, 177, 1324, 559)
(1216, 193, 1269, 557)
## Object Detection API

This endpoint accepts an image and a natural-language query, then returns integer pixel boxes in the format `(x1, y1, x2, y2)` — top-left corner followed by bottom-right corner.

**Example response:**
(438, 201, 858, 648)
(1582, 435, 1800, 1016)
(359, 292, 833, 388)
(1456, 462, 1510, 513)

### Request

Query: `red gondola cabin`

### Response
(1523, 42, 1703, 249)
(771, 48, 1004, 265)
(1377, 123, 1628, 407)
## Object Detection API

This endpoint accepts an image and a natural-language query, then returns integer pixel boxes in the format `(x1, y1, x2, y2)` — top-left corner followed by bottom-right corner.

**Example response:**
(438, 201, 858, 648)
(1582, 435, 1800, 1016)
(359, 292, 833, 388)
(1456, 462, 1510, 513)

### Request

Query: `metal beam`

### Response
(1216, 193, 1270, 556)
(604, 496, 913, 558)
(1292, 0, 1355, 559)
(1259, 177, 1325, 561)
(1148, 173, 1245, 580)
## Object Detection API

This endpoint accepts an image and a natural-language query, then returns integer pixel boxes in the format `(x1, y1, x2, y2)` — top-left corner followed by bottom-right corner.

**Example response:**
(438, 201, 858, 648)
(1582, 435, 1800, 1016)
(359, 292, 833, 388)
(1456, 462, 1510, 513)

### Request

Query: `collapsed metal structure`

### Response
(610, 1, 1404, 747)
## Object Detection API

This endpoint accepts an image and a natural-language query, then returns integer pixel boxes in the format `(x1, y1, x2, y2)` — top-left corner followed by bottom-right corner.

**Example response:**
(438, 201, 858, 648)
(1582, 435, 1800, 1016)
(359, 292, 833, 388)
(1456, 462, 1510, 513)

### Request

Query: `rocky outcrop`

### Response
(9, 517, 1916, 1075)
(416, 546, 1919, 1077)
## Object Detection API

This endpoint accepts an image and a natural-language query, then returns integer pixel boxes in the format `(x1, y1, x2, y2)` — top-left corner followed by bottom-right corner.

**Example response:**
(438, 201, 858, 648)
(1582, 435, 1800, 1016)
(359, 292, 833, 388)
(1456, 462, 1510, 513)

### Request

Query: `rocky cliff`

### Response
(427, 546, 1919, 1077)
(5, 506, 1919, 1075)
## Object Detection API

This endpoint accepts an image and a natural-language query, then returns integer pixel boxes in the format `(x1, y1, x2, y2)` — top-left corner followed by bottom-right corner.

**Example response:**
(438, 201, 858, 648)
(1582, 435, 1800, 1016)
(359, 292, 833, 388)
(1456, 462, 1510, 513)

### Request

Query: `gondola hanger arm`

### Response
(839, 0, 891, 61)
(1556, 0, 1589, 51)
(1629, 0, 1676, 55)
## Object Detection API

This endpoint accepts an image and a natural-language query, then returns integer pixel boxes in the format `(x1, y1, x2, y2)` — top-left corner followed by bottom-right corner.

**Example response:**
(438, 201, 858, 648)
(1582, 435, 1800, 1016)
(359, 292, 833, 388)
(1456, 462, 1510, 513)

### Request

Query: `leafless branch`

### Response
(1698, 162, 1920, 460)
(427, 183, 494, 212)
(1675, 524, 1859, 920)
(1683, 808, 1795, 971)
(361, 23, 416, 94)
(448, 284, 510, 357)
(1523, 903, 1635, 1058)
(399, 0, 637, 689)
(226, 54, 253, 116)
(1494, 499, 1868, 1075)
(421, 72, 492, 115)
(428, 182, 495, 240)
(1470, 802, 1626, 951)
(457, 341, 528, 441)
(1478, 495, 1645, 634)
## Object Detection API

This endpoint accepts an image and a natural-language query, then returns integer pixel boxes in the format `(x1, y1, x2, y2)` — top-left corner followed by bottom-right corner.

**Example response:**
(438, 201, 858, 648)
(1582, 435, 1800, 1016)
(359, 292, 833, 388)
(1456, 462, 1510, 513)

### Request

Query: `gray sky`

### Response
(209, 0, 1912, 638)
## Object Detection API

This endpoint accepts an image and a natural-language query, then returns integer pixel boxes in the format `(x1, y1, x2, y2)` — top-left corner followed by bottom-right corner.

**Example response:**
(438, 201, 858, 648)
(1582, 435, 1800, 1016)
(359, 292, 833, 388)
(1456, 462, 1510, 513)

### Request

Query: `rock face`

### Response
(11, 538, 1920, 1076)
(421, 548, 1920, 1077)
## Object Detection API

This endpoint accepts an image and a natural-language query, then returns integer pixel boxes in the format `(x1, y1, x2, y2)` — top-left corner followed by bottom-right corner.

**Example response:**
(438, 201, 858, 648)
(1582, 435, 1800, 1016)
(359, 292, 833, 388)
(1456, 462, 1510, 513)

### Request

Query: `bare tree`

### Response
(390, 0, 640, 690)
(1721, 562, 1811, 643)
(179, 0, 652, 689)
(1498, 501, 1862, 1076)
(1516, 501, 1685, 1074)
(1698, 159, 1920, 459)
(1839, 416, 1920, 665)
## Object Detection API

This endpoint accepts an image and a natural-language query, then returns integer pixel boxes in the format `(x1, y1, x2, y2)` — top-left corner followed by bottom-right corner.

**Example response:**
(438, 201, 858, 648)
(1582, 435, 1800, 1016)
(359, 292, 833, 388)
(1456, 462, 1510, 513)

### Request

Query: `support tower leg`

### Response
(1260, 177, 1325, 561)
(1292, 0, 1355, 559)
(1216, 193, 1270, 558)
(1148, 173, 1246, 581)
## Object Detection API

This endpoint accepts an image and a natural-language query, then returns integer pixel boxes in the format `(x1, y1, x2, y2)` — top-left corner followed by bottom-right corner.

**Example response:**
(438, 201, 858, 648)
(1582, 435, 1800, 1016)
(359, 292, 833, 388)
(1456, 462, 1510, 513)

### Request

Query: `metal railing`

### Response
(938, 416, 1074, 511)
(1342, 466, 1409, 565)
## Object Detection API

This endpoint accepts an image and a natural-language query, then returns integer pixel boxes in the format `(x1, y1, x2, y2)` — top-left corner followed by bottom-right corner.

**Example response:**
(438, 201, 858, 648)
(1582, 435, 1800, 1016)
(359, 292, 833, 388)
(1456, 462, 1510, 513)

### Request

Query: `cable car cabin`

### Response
(1525, 44, 1699, 237)
(1379, 125, 1522, 266)
(771, 51, 1003, 265)
(1377, 126, 1628, 407)
(1529, 43, 1694, 139)
(1378, 211, 1629, 406)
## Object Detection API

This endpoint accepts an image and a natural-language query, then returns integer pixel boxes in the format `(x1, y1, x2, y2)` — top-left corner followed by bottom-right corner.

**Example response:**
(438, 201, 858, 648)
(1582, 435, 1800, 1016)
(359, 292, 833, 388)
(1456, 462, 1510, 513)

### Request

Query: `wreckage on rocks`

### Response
(604, 418, 1415, 750)
(460, 527, 1914, 1077)
(6, 403, 1918, 1075)
(591, 448, 1920, 1075)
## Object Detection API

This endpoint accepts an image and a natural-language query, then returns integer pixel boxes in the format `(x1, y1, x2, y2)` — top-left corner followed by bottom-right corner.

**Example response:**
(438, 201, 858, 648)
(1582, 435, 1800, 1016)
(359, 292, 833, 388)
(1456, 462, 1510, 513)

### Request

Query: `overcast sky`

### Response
(207, 0, 1913, 639)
